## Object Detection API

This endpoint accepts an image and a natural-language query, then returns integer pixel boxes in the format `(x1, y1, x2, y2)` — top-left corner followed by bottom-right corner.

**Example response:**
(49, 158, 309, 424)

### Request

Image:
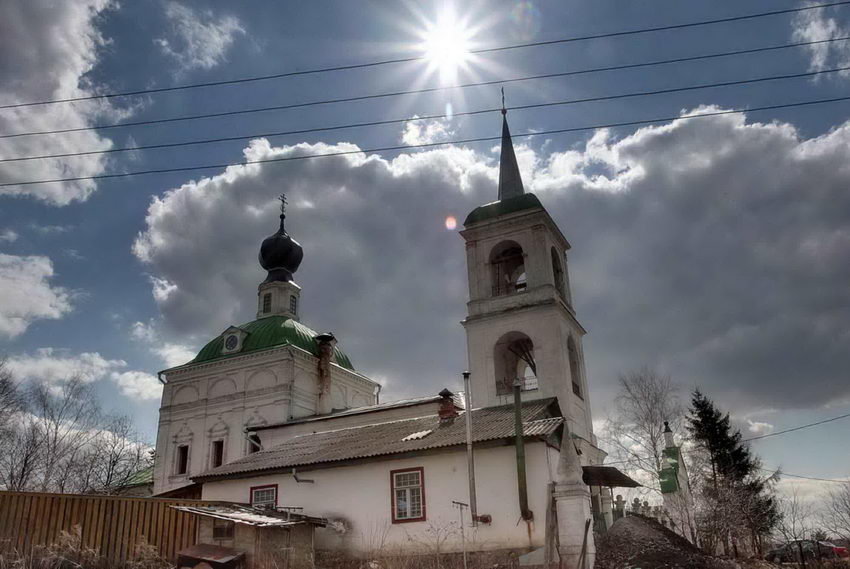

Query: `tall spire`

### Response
(497, 88, 525, 201)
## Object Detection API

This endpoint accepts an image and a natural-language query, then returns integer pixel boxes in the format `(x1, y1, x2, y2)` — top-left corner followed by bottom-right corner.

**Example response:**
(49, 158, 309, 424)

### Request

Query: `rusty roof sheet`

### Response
(171, 504, 327, 527)
(177, 543, 243, 563)
(194, 398, 560, 481)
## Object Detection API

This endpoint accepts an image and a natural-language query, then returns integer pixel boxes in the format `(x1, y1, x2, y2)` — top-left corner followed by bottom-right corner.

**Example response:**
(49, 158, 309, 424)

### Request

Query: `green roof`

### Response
(463, 193, 543, 226)
(190, 315, 355, 370)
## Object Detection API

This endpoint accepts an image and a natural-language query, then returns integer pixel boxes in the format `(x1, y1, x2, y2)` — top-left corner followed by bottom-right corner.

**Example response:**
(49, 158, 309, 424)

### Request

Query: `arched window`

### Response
(568, 336, 582, 398)
(490, 240, 526, 297)
(551, 247, 566, 299)
(494, 331, 537, 395)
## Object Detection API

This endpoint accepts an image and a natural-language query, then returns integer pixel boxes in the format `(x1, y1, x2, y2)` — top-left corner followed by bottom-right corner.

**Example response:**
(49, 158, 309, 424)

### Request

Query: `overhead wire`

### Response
(5, 35, 850, 140)
(4, 94, 850, 188)
(743, 411, 850, 442)
(5, 64, 850, 163)
(1, 0, 849, 110)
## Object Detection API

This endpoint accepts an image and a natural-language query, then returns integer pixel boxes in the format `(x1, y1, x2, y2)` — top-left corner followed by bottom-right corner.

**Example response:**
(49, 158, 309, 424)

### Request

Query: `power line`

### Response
(3, 93, 850, 188)
(6, 36, 848, 141)
(6, 64, 850, 163)
(757, 467, 848, 483)
(2, 0, 849, 110)
(743, 411, 850, 442)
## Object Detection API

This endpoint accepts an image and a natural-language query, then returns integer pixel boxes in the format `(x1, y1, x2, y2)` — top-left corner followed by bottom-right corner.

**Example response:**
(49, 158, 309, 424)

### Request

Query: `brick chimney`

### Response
(315, 333, 337, 414)
(438, 388, 457, 422)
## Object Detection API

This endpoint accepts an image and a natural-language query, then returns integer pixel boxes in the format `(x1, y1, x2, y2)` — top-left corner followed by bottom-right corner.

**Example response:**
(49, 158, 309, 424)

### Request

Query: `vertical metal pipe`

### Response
(463, 371, 478, 526)
(513, 378, 532, 520)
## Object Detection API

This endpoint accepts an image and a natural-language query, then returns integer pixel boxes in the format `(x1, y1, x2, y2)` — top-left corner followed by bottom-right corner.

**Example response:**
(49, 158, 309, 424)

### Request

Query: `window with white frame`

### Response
(250, 485, 277, 508)
(391, 468, 425, 522)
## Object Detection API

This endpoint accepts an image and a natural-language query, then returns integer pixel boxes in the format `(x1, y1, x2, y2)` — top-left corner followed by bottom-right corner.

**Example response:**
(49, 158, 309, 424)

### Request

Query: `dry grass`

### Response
(0, 526, 170, 569)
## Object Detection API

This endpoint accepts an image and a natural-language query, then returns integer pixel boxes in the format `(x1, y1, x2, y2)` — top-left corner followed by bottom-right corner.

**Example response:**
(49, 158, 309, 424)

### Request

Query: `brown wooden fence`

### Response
(0, 491, 216, 562)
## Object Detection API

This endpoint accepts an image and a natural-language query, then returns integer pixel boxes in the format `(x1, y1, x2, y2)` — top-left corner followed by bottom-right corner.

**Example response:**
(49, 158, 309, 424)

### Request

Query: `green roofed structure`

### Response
(190, 315, 354, 370)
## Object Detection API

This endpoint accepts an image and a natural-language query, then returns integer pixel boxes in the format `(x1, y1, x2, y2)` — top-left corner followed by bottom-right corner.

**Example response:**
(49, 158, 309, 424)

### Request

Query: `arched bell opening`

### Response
(489, 240, 527, 297)
(551, 247, 566, 300)
(493, 331, 538, 395)
(568, 335, 582, 399)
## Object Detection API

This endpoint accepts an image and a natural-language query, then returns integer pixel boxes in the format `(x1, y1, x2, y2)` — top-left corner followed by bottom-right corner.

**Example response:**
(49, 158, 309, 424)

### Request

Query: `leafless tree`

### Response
(0, 365, 151, 493)
(602, 368, 684, 490)
(775, 486, 814, 568)
(823, 482, 850, 544)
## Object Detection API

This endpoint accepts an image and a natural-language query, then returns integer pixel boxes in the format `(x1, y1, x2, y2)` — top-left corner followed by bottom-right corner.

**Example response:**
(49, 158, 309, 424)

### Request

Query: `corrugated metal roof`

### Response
(170, 504, 326, 527)
(252, 395, 446, 432)
(188, 315, 354, 370)
(194, 398, 561, 481)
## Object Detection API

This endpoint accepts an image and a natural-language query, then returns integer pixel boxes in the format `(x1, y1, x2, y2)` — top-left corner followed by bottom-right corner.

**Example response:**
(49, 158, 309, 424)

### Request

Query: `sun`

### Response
(420, 11, 472, 83)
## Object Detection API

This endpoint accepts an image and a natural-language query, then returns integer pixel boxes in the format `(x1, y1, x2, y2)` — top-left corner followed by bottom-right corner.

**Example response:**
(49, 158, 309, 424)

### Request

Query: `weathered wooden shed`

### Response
(172, 504, 326, 569)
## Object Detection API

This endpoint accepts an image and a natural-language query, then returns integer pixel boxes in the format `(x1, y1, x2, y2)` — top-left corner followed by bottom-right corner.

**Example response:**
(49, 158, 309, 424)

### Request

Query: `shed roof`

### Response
(170, 504, 326, 527)
(582, 465, 641, 488)
(194, 398, 561, 481)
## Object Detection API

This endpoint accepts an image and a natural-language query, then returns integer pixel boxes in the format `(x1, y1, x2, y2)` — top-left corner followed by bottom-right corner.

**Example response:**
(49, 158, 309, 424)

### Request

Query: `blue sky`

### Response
(1, 0, 849, 500)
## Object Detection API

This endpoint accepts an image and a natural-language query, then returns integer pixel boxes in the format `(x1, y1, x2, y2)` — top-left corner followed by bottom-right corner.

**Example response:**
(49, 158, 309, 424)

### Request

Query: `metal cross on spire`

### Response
(501, 86, 506, 116)
(278, 193, 287, 215)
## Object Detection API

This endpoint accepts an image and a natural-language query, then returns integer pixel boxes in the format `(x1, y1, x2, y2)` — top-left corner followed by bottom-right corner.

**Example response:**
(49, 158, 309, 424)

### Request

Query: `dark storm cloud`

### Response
(135, 110, 850, 411)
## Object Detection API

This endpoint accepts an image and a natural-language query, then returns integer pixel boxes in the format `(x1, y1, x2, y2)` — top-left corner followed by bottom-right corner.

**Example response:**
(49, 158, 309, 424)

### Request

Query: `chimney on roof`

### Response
(315, 333, 337, 414)
(438, 388, 458, 422)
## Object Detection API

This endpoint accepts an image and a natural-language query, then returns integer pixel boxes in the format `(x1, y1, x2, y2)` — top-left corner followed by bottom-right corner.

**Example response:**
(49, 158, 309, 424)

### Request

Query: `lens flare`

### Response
(445, 215, 458, 230)
(421, 11, 472, 83)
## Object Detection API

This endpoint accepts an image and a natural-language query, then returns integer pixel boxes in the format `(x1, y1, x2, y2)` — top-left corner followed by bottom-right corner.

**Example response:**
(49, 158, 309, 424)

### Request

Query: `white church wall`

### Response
(201, 441, 556, 554)
(154, 345, 380, 495)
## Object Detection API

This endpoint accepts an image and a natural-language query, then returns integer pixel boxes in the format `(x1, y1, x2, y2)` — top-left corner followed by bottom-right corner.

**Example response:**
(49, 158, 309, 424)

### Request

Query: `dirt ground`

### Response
(595, 515, 736, 569)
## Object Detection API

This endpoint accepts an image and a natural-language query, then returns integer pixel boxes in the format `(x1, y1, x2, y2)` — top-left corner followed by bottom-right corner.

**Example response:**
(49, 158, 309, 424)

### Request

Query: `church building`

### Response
(152, 109, 638, 567)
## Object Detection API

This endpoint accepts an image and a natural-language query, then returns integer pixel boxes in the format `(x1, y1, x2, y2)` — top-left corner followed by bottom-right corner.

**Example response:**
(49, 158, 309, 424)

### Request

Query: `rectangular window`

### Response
(289, 295, 297, 315)
(211, 440, 224, 468)
(176, 444, 189, 475)
(262, 293, 272, 314)
(391, 467, 425, 523)
(572, 380, 583, 399)
(212, 518, 234, 540)
(250, 484, 277, 508)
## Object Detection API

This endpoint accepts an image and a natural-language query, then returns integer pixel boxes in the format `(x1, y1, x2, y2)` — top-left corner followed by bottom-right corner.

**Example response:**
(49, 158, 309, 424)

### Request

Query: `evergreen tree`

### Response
(686, 389, 779, 555)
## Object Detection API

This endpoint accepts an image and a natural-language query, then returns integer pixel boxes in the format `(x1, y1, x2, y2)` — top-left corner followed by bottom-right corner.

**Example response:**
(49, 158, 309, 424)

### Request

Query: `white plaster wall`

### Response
(154, 345, 380, 495)
(201, 442, 559, 554)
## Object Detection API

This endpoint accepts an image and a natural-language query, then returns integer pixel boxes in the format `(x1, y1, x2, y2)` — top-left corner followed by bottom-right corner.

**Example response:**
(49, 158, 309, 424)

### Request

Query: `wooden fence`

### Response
(0, 491, 215, 562)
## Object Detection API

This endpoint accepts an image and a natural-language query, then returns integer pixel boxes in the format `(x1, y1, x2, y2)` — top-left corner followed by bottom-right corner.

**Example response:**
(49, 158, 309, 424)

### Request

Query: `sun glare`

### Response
(421, 13, 472, 83)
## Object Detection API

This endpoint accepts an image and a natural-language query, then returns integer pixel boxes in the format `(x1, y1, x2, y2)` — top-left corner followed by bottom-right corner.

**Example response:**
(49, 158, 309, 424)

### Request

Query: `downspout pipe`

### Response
(513, 378, 533, 521)
(463, 371, 478, 526)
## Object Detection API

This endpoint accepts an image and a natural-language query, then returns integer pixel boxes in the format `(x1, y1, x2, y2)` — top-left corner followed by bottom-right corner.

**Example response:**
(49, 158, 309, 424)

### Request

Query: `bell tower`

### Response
(460, 109, 593, 440)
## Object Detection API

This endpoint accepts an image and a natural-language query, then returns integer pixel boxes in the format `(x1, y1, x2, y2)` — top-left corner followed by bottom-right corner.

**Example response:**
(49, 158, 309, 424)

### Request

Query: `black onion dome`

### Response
(259, 214, 303, 283)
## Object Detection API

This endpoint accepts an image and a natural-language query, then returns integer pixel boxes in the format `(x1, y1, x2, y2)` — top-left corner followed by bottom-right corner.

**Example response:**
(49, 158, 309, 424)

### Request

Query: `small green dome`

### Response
(191, 315, 354, 370)
(463, 193, 543, 226)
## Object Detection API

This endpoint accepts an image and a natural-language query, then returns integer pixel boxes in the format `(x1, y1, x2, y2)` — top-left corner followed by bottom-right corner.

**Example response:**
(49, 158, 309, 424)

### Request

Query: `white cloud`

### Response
(792, 8, 850, 80)
(131, 320, 196, 368)
(746, 420, 775, 437)
(0, 0, 123, 205)
(401, 116, 455, 146)
(134, 109, 850, 411)
(6, 348, 126, 384)
(155, 1, 244, 74)
(109, 371, 162, 400)
(0, 230, 18, 243)
(0, 253, 73, 338)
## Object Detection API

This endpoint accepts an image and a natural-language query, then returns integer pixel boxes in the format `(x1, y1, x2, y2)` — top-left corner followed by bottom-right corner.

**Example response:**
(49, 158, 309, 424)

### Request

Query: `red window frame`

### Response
(390, 467, 426, 523)
(249, 484, 278, 507)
